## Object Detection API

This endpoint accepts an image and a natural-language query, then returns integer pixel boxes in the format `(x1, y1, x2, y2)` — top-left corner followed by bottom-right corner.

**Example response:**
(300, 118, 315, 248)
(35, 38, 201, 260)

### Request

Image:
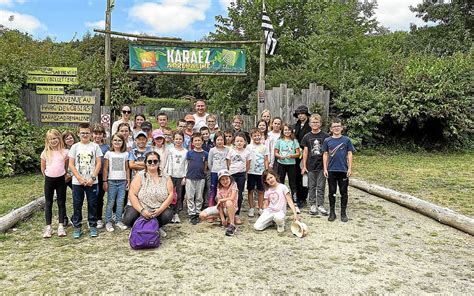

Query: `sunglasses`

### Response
(146, 159, 159, 165)
(122, 110, 131, 114)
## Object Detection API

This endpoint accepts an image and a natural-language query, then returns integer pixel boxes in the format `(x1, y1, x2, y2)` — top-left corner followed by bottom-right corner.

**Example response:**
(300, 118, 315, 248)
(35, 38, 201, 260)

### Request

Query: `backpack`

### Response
(129, 216, 160, 250)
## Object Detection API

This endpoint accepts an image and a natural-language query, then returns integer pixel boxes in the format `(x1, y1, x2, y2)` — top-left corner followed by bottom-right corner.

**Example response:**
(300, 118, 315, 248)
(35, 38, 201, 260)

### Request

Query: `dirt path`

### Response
(0, 187, 472, 294)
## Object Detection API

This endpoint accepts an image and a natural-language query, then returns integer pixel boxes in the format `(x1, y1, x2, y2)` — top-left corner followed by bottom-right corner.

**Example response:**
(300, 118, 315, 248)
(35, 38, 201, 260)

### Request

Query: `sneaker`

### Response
(234, 215, 242, 225)
(295, 206, 301, 214)
(341, 212, 349, 222)
(225, 224, 236, 236)
(258, 208, 263, 216)
(57, 226, 66, 237)
(116, 222, 128, 230)
(106, 222, 115, 232)
(42, 225, 53, 238)
(248, 208, 255, 217)
(318, 206, 328, 216)
(309, 205, 318, 215)
(89, 227, 98, 238)
(72, 228, 82, 239)
(173, 214, 181, 223)
(276, 223, 285, 233)
(96, 220, 104, 229)
(190, 215, 199, 225)
(328, 212, 336, 222)
(159, 228, 167, 238)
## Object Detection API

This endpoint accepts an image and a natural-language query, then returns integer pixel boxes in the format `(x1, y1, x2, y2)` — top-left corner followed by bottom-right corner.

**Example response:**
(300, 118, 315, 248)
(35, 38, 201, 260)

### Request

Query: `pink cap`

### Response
(152, 129, 164, 139)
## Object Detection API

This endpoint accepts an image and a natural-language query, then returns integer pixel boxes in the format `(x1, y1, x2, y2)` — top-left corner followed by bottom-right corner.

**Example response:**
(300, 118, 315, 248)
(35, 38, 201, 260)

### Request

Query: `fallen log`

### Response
(350, 178, 474, 236)
(0, 196, 45, 233)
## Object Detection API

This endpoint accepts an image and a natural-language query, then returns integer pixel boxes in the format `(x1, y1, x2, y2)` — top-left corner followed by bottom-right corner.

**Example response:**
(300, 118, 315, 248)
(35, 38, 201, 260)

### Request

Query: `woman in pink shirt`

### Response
(254, 169, 299, 233)
(40, 129, 69, 238)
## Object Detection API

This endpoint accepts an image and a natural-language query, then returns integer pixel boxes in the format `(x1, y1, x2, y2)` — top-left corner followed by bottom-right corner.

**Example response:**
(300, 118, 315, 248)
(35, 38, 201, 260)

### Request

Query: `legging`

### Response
(232, 172, 246, 215)
(44, 175, 67, 225)
(277, 163, 297, 202)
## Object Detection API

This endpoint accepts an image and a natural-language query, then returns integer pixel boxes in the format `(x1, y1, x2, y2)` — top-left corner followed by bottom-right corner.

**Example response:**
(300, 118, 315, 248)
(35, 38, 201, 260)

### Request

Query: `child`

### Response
(254, 169, 299, 233)
(117, 122, 134, 151)
(226, 132, 251, 225)
(62, 130, 77, 226)
(92, 124, 110, 229)
(165, 131, 188, 223)
(247, 128, 269, 217)
(132, 114, 146, 139)
(177, 119, 187, 132)
(183, 114, 195, 150)
(199, 169, 238, 236)
(267, 117, 282, 170)
(185, 133, 208, 225)
(103, 133, 130, 232)
(129, 131, 152, 178)
(301, 114, 330, 216)
(162, 126, 174, 149)
(231, 115, 250, 144)
(207, 131, 229, 209)
(68, 123, 103, 239)
(274, 123, 301, 214)
(156, 112, 168, 130)
(41, 129, 69, 238)
(200, 126, 214, 152)
(224, 129, 234, 149)
(322, 118, 354, 222)
(141, 121, 153, 146)
(257, 119, 275, 171)
(206, 114, 219, 141)
(151, 129, 168, 172)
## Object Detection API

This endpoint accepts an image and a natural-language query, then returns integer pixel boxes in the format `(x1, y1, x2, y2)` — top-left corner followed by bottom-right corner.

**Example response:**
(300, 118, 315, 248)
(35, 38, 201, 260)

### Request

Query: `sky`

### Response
(0, 0, 430, 42)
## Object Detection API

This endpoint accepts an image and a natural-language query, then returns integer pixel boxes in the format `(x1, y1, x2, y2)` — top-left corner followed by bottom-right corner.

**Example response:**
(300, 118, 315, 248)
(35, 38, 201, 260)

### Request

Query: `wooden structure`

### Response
(20, 89, 101, 127)
(0, 196, 45, 233)
(258, 83, 330, 125)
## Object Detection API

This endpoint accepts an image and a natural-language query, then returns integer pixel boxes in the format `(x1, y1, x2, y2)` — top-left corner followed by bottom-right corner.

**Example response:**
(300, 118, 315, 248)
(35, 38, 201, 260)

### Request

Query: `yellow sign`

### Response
(41, 113, 90, 123)
(28, 67, 77, 76)
(47, 95, 96, 105)
(40, 104, 93, 114)
(36, 85, 64, 95)
(27, 75, 78, 85)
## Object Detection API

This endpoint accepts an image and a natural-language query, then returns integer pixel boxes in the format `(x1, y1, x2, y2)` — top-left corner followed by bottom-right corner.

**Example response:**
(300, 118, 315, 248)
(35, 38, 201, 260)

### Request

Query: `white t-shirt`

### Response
(247, 143, 269, 175)
(104, 151, 128, 180)
(165, 147, 188, 178)
(265, 183, 290, 213)
(226, 148, 251, 175)
(68, 142, 103, 185)
(208, 146, 229, 173)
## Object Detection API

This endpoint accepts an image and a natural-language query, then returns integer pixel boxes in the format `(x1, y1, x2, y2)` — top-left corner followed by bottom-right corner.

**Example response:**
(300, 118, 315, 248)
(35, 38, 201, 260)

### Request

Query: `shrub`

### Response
(134, 97, 193, 116)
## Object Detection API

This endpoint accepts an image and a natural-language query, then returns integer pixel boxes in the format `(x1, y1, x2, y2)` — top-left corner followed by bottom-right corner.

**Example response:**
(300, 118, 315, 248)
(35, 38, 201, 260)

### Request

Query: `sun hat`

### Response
(218, 169, 231, 180)
(152, 129, 164, 139)
(291, 220, 309, 238)
(293, 105, 311, 118)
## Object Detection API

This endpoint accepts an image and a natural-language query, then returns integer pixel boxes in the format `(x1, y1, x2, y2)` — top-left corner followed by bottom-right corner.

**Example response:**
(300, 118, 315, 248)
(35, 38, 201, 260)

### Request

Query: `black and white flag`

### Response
(262, 3, 277, 55)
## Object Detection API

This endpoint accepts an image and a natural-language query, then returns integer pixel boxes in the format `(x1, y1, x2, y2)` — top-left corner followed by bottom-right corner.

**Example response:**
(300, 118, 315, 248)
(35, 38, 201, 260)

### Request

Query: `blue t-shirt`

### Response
(321, 136, 355, 172)
(128, 147, 152, 162)
(186, 150, 208, 180)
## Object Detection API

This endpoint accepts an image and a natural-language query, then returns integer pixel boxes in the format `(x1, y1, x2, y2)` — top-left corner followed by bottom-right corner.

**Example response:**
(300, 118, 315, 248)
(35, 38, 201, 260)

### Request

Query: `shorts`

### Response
(247, 174, 264, 191)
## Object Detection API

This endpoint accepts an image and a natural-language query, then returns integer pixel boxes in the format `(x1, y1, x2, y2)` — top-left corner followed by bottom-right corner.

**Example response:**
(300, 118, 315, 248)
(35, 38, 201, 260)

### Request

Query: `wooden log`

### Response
(350, 178, 474, 235)
(0, 196, 45, 233)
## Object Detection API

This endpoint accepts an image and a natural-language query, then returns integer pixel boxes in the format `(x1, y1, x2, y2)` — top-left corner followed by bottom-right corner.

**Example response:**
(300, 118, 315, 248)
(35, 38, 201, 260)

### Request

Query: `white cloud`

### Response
(129, 0, 211, 34)
(0, 0, 12, 6)
(0, 9, 44, 32)
(375, 0, 426, 31)
(219, 0, 233, 9)
(85, 20, 105, 29)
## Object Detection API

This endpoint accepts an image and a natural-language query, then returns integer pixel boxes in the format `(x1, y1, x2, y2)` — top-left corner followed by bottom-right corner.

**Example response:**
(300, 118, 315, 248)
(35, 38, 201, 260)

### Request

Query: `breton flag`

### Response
(262, 3, 277, 55)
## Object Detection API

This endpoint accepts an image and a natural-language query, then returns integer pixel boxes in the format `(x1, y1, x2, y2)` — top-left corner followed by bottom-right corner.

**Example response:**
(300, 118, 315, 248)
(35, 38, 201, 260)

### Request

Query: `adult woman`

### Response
(132, 114, 146, 139)
(122, 151, 174, 237)
(260, 109, 272, 127)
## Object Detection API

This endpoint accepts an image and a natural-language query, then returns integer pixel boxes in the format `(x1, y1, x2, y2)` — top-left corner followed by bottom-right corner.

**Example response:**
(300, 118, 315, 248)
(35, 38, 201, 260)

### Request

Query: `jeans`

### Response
(232, 172, 246, 215)
(72, 184, 98, 228)
(277, 164, 297, 202)
(308, 170, 326, 207)
(122, 205, 173, 228)
(328, 171, 349, 214)
(97, 174, 106, 221)
(44, 175, 67, 225)
(208, 172, 218, 207)
(105, 179, 127, 223)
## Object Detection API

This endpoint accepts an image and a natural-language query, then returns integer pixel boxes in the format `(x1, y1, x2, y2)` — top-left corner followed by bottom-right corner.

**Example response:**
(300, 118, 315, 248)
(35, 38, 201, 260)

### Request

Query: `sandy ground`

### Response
(0, 187, 473, 295)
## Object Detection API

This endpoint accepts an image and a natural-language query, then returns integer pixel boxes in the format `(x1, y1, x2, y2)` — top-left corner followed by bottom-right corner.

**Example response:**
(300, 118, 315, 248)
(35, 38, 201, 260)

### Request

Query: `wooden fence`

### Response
(258, 83, 330, 125)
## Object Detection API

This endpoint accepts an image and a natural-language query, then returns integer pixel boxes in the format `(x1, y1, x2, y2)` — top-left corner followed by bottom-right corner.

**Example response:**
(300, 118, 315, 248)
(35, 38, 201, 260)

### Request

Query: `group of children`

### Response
(40, 106, 354, 239)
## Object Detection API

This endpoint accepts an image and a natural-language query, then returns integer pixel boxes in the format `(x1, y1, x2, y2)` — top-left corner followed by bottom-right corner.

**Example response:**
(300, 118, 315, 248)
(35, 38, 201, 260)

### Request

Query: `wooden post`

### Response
(104, 0, 112, 107)
(257, 41, 266, 117)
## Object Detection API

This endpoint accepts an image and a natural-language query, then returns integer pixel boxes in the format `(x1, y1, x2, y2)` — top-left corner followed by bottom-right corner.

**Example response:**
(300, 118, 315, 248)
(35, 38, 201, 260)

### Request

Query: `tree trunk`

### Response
(0, 196, 45, 233)
(350, 178, 474, 236)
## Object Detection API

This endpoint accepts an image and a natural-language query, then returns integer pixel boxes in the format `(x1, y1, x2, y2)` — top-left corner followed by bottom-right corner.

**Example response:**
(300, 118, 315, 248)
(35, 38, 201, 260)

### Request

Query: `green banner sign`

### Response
(129, 44, 246, 74)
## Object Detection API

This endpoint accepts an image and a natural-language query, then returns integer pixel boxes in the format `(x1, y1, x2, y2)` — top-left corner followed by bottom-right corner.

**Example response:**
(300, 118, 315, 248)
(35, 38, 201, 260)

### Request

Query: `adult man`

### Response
(111, 106, 134, 136)
(192, 99, 218, 132)
(293, 105, 311, 208)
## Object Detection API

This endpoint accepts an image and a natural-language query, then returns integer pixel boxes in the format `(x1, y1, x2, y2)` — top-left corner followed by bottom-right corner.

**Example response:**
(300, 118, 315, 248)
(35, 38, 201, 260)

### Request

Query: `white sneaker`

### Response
(295, 206, 301, 214)
(159, 228, 167, 238)
(248, 208, 255, 217)
(106, 222, 115, 232)
(318, 206, 328, 216)
(258, 208, 263, 216)
(96, 220, 104, 229)
(276, 223, 285, 233)
(173, 213, 181, 223)
(309, 205, 318, 215)
(116, 222, 128, 230)
(43, 225, 53, 238)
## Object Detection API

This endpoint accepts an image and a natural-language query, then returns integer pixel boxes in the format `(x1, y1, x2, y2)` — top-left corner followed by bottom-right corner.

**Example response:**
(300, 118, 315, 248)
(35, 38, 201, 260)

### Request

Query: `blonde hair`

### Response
(309, 114, 322, 122)
(43, 129, 65, 162)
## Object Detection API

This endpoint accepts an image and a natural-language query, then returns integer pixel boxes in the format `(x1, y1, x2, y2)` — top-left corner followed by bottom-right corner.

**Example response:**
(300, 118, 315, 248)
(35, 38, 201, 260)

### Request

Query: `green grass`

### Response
(0, 173, 44, 216)
(354, 150, 474, 216)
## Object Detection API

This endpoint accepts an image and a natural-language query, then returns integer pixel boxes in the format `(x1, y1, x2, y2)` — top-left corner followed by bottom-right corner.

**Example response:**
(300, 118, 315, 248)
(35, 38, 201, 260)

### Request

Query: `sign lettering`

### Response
(36, 85, 65, 95)
(27, 75, 78, 85)
(28, 67, 77, 76)
(41, 104, 93, 114)
(47, 95, 96, 105)
(41, 113, 90, 123)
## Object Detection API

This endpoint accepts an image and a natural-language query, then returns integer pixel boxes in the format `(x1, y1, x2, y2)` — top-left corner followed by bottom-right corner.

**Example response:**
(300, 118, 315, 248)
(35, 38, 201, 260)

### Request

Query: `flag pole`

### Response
(257, 0, 266, 117)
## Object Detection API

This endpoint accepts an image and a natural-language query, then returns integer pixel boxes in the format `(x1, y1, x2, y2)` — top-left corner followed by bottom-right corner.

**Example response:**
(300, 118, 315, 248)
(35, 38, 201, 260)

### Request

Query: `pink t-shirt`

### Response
(40, 149, 68, 178)
(217, 182, 239, 209)
(265, 183, 290, 213)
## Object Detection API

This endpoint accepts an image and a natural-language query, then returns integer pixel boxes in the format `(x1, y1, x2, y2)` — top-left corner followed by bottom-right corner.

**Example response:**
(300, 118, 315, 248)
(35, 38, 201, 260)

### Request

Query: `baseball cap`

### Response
(218, 169, 231, 180)
(135, 131, 148, 139)
(152, 129, 165, 139)
(141, 121, 152, 130)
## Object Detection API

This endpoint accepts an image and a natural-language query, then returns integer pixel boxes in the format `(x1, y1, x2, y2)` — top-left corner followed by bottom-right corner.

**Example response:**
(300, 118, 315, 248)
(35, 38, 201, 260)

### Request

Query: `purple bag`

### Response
(129, 216, 160, 250)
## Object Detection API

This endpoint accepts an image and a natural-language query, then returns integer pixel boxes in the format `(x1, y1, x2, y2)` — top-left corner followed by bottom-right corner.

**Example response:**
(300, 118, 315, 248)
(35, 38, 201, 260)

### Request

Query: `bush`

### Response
(134, 97, 193, 116)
